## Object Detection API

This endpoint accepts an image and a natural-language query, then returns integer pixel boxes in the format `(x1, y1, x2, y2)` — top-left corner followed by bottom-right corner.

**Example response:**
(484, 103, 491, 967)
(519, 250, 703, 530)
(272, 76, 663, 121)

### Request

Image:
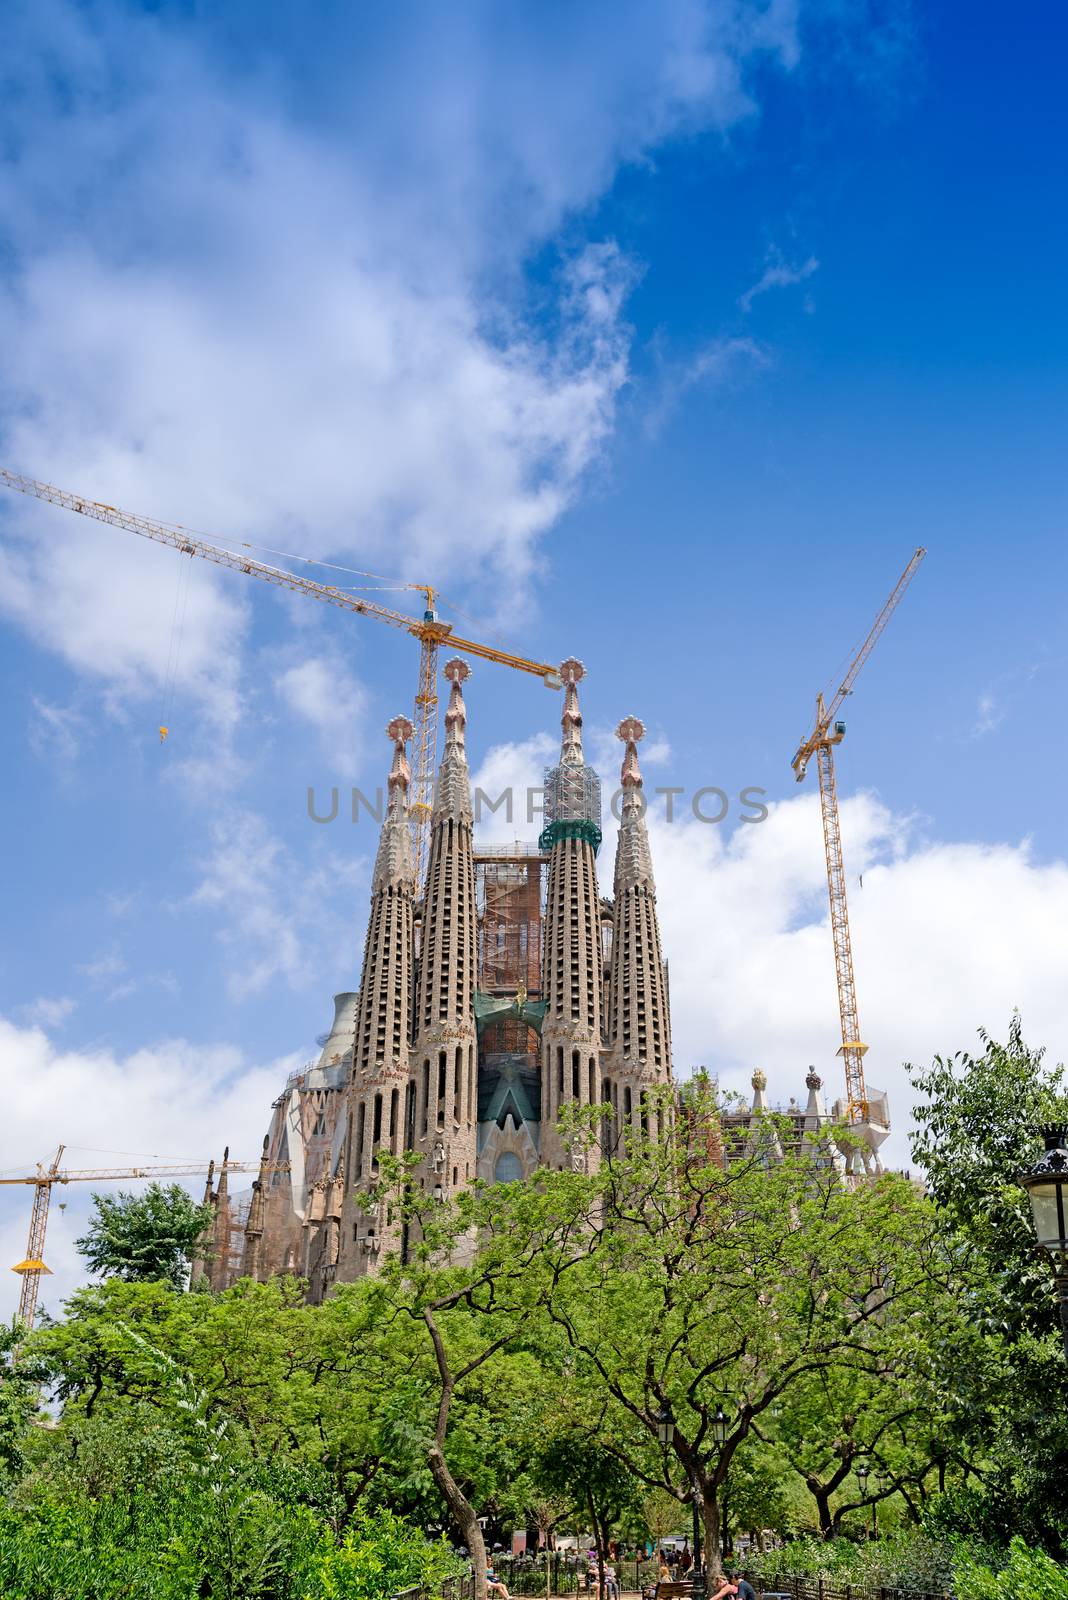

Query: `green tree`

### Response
(762, 1348, 974, 1537)
(74, 1182, 212, 1288)
(368, 1147, 592, 1600)
(542, 1086, 963, 1580)
(909, 1015, 1067, 1337)
(908, 1018, 1068, 1553)
(533, 1428, 641, 1571)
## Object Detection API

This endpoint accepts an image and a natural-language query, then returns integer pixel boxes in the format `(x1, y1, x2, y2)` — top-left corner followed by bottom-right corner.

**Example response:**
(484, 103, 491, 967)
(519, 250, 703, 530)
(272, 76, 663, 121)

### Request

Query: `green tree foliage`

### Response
(536, 1086, 964, 1578)
(10, 1028, 1068, 1590)
(908, 1019, 1068, 1554)
(955, 1536, 1068, 1600)
(302, 1508, 463, 1600)
(0, 1338, 461, 1600)
(0, 1323, 45, 1486)
(74, 1183, 212, 1289)
(533, 1430, 641, 1571)
(910, 1016, 1066, 1335)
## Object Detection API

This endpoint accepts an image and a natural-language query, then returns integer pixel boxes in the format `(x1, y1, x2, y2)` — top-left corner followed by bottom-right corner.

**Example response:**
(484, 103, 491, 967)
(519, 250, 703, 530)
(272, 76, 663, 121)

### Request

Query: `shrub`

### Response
(955, 1536, 1068, 1600)
(746, 1533, 957, 1593)
(298, 1506, 465, 1600)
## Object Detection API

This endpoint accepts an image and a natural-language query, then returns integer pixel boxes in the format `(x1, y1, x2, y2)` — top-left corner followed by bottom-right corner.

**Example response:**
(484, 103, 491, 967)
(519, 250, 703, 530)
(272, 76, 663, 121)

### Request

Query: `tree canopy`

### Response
(74, 1182, 213, 1289)
(3, 1020, 1066, 1594)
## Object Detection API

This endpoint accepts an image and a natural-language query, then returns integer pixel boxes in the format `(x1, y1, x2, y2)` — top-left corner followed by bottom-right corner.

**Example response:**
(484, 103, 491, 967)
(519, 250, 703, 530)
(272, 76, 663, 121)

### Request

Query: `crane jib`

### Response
(0, 465, 565, 901)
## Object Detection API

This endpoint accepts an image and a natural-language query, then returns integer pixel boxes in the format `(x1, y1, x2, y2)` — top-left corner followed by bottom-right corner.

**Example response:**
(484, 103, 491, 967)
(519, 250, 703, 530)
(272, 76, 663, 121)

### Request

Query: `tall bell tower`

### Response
(337, 715, 417, 1277)
(604, 716, 672, 1149)
(539, 659, 604, 1171)
(411, 658, 479, 1205)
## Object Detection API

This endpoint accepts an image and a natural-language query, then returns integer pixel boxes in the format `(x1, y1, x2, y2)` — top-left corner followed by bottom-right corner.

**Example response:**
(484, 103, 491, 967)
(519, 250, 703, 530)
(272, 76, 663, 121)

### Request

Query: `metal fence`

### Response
(483, 1554, 663, 1597)
(394, 1571, 953, 1600)
(742, 1575, 952, 1600)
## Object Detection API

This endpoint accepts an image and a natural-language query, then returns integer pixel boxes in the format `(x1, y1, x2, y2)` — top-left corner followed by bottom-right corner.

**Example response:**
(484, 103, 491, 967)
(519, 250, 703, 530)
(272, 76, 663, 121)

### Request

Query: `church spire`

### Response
(559, 655, 586, 766)
(540, 659, 605, 1172)
(433, 657, 473, 824)
(341, 717, 419, 1278)
(605, 716, 672, 1151)
(413, 657, 478, 1206)
(613, 715, 655, 893)
(372, 715, 416, 893)
(542, 658, 601, 847)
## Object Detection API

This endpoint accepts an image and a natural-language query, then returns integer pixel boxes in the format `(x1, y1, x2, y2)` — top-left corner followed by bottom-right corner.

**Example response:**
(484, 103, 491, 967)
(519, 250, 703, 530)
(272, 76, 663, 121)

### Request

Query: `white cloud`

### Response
(27, 697, 85, 768)
(471, 732, 557, 843)
(74, 950, 177, 1005)
(646, 791, 1068, 1168)
(0, 2, 800, 718)
(187, 808, 365, 1001)
(642, 736, 673, 765)
(738, 248, 819, 311)
(0, 1014, 295, 1317)
(21, 995, 77, 1029)
(971, 691, 1004, 738)
(275, 655, 368, 780)
(78, 952, 127, 986)
(646, 335, 770, 433)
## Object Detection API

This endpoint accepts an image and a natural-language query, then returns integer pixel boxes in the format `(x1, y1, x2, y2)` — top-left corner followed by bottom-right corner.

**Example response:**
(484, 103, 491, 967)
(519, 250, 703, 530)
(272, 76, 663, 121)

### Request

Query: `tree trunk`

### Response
(810, 1483, 834, 1539)
(428, 1441, 489, 1600)
(424, 1308, 490, 1600)
(702, 1489, 723, 1583)
(588, 1490, 606, 1600)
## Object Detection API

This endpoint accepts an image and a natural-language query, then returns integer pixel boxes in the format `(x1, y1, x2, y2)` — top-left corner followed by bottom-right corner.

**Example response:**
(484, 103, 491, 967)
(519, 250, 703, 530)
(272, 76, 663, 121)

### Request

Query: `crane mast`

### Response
(5, 1151, 287, 1335)
(0, 468, 562, 893)
(792, 548, 925, 1126)
(10, 1145, 65, 1333)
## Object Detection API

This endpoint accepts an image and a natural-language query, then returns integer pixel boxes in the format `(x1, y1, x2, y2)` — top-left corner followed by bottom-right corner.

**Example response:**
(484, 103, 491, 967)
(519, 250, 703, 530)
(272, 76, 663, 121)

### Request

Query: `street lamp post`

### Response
(657, 1405, 701, 1577)
(712, 1407, 729, 1565)
(1020, 1127, 1068, 1365)
(654, 1402, 732, 1587)
(855, 1466, 876, 1539)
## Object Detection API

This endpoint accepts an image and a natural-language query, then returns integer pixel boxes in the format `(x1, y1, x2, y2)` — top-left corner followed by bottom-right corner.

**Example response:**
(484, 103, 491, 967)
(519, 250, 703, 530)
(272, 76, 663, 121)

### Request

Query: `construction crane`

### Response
(791, 548, 926, 1126)
(3, 1148, 284, 1334)
(0, 468, 563, 891)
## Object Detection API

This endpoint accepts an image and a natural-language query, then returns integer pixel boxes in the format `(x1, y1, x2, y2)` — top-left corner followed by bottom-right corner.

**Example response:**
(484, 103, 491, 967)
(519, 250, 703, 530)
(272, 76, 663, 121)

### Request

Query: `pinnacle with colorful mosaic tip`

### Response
(433, 657, 473, 824)
(614, 715, 654, 892)
(605, 708, 671, 1103)
(373, 716, 416, 892)
(558, 656, 586, 766)
(617, 715, 645, 790)
(542, 658, 602, 848)
(386, 715, 414, 804)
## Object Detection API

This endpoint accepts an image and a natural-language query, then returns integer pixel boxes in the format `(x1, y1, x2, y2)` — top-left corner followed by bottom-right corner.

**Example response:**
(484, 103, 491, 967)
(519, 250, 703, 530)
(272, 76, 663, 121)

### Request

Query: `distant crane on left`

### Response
(0, 468, 563, 893)
(2, 1148, 285, 1336)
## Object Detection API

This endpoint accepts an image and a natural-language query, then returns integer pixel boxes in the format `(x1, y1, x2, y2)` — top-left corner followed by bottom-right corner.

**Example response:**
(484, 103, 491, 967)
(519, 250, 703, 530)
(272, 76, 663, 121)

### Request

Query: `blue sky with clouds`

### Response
(2, 0, 1067, 1308)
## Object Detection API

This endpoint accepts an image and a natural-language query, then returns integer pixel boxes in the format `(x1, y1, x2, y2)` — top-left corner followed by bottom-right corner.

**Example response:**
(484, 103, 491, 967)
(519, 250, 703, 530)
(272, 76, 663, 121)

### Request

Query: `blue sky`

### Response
(2, 0, 1067, 1307)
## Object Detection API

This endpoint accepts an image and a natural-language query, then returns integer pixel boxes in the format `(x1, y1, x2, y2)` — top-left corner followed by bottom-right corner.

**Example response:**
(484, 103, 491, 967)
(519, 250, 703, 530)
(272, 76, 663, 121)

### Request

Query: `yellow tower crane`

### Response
(791, 547, 926, 1125)
(3, 1149, 286, 1335)
(0, 468, 563, 892)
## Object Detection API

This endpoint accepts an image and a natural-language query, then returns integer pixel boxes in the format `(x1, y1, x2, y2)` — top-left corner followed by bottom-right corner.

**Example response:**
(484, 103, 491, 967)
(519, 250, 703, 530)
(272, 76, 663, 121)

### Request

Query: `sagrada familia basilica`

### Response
(194, 658, 887, 1297)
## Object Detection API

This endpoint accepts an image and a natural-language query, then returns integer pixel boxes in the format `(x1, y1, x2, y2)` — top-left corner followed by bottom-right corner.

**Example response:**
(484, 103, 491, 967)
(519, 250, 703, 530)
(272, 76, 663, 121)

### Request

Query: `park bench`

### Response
(643, 1579, 699, 1600)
